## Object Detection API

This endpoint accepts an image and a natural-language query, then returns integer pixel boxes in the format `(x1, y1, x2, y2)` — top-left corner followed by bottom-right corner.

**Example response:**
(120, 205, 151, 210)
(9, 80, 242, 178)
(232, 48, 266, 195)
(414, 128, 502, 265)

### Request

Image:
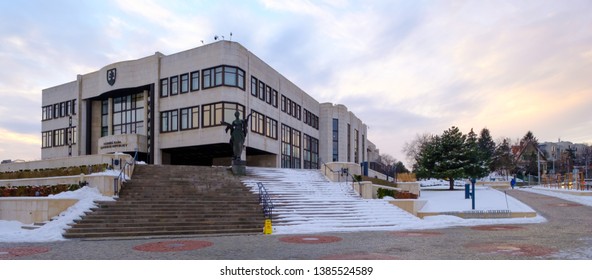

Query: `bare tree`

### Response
(402, 133, 432, 168)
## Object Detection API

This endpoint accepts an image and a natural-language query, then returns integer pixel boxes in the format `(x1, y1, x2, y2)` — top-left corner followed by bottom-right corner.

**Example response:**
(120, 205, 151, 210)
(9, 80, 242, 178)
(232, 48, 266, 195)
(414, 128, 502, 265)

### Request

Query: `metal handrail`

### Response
(257, 182, 274, 220)
(113, 150, 138, 196)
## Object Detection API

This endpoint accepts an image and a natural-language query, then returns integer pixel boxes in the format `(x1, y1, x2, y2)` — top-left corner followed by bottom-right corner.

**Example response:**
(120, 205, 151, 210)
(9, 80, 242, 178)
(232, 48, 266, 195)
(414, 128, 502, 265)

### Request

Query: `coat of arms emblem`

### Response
(106, 68, 117, 86)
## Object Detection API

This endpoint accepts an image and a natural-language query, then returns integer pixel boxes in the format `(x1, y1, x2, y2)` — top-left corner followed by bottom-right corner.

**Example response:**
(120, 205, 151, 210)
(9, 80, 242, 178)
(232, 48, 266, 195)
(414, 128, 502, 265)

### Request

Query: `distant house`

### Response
(512, 141, 547, 175)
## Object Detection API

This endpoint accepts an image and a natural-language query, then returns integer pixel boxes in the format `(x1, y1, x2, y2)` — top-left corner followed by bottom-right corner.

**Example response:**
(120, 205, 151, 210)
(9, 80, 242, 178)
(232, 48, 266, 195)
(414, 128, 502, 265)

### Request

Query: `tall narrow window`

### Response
(203, 68, 213, 88)
(160, 78, 168, 97)
(354, 129, 359, 163)
(332, 118, 339, 162)
(42, 131, 52, 148)
(250, 110, 265, 135)
(190, 71, 200, 91)
(214, 66, 223, 86)
(347, 123, 351, 162)
(101, 100, 108, 137)
(265, 117, 278, 139)
(170, 76, 179, 95)
(258, 81, 265, 101)
(180, 73, 189, 93)
(251, 76, 258, 97)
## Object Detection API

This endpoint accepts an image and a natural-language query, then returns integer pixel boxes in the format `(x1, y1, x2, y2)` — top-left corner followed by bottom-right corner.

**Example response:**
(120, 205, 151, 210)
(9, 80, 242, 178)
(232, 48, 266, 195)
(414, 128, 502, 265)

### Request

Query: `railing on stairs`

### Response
(113, 149, 138, 196)
(257, 182, 274, 221)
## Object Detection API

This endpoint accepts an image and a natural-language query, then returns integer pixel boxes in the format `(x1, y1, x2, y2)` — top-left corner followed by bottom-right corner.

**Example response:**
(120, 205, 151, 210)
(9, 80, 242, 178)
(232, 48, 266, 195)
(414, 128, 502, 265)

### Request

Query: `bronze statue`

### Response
(221, 111, 251, 160)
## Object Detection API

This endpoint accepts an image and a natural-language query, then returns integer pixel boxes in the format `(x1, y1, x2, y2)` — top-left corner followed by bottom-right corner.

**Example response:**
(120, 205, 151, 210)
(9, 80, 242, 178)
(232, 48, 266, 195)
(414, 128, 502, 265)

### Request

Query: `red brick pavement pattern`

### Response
(320, 252, 399, 260)
(390, 231, 443, 237)
(470, 225, 525, 231)
(0, 246, 50, 259)
(279, 235, 342, 244)
(133, 240, 213, 252)
(464, 242, 556, 257)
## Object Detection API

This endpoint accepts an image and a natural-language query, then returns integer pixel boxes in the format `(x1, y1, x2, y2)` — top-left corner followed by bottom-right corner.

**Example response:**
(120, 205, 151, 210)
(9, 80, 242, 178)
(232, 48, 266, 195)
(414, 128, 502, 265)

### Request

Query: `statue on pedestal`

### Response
(221, 111, 251, 161)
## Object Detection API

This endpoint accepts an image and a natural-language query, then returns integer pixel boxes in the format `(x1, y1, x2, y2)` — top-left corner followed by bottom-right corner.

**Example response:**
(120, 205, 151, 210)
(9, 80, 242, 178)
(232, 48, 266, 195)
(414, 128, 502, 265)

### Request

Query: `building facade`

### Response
(41, 41, 370, 168)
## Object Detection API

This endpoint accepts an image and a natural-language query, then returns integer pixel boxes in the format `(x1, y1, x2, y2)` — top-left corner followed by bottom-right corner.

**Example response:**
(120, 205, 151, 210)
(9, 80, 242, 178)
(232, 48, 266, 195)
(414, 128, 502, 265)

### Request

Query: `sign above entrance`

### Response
(106, 68, 116, 86)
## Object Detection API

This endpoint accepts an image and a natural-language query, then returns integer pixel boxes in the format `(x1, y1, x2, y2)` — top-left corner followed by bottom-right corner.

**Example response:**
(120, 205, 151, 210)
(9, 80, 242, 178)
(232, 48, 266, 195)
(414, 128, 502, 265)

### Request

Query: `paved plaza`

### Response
(1, 190, 591, 260)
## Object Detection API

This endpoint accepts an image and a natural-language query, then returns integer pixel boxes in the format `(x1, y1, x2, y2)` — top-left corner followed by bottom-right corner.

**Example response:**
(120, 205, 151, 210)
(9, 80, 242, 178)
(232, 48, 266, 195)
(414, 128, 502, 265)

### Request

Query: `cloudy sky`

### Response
(1, 0, 591, 166)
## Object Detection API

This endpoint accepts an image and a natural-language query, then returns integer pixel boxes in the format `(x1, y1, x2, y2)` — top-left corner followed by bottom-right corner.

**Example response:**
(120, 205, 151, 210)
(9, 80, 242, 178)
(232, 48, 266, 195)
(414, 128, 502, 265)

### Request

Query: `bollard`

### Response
(465, 184, 470, 199)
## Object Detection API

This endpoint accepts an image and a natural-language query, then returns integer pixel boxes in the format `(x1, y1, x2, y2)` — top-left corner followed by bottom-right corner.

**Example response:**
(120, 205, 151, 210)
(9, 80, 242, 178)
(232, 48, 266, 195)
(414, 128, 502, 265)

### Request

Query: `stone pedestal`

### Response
(231, 159, 246, 176)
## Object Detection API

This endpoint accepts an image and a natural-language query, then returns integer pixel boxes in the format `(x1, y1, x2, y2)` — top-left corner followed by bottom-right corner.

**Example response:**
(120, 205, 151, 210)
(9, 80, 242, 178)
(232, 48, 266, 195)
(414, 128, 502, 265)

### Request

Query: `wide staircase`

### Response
(242, 168, 420, 234)
(63, 165, 265, 239)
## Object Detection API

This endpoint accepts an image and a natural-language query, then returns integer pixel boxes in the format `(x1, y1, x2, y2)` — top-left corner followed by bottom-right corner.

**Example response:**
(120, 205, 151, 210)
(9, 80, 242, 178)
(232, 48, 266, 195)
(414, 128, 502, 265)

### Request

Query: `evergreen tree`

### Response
(415, 126, 467, 190)
(520, 131, 538, 146)
(492, 138, 515, 179)
(465, 128, 489, 179)
(478, 128, 496, 172)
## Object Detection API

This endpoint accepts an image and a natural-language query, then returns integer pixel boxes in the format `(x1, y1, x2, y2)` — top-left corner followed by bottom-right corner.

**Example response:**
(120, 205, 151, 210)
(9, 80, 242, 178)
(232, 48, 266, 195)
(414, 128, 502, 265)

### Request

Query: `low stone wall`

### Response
(0, 154, 132, 173)
(0, 174, 122, 196)
(322, 162, 361, 182)
(0, 197, 79, 224)
(389, 199, 427, 216)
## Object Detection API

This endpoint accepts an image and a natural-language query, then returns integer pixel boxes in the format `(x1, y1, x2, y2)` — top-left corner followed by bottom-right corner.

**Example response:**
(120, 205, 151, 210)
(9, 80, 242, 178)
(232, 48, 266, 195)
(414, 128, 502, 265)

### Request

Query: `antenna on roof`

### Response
(230, 32, 233, 41)
(201, 40, 204, 45)
(214, 35, 219, 40)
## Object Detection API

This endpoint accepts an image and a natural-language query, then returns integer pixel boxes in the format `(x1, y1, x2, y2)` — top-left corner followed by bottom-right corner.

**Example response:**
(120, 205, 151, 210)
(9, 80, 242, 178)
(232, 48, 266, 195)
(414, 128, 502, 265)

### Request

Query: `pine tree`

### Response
(465, 128, 489, 180)
(492, 138, 515, 179)
(415, 126, 467, 190)
(478, 128, 496, 172)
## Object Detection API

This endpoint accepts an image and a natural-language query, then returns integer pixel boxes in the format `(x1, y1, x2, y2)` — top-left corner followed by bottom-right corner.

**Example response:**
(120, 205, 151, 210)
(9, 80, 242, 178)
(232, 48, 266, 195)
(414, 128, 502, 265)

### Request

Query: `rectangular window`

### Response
(202, 102, 245, 127)
(354, 129, 359, 163)
(250, 110, 265, 135)
(258, 81, 265, 101)
(112, 93, 144, 135)
(160, 78, 169, 97)
(266, 86, 272, 104)
(237, 68, 245, 90)
(281, 95, 286, 112)
(101, 100, 108, 137)
(265, 117, 278, 139)
(224, 67, 237, 87)
(251, 76, 258, 97)
(203, 68, 213, 89)
(332, 118, 339, 162)
(281, 124, 301, 169)
(53, 104, 59, 119)
(180, 73, 189, 93)
(180, 106, 199, 130)
(42, 131, 52, 148)
(160, 110, 178, 132)
(42, 106, 52, 121)
(303, 134, 318, 169)
(170, 76, 179, 95)
(60, 102, 66, 117)
(65, 100, 72, 116)
(272, 90, 278, 108)
(72, 99, 77, 115)
(190, 71, 200, 91)
(53, 129, 65, 146)
(214, 66, 223, 86)
(347, 123, 351, 162)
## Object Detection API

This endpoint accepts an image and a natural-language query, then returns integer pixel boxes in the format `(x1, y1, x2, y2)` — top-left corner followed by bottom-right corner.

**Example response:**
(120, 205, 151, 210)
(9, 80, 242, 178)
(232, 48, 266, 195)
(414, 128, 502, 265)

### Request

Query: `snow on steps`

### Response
(242, 167, 419, 234)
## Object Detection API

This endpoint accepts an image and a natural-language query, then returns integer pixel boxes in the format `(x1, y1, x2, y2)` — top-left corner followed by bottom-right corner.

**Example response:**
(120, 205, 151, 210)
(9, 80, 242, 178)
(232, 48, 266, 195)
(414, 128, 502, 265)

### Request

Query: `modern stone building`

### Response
(41, 41, 375, 168)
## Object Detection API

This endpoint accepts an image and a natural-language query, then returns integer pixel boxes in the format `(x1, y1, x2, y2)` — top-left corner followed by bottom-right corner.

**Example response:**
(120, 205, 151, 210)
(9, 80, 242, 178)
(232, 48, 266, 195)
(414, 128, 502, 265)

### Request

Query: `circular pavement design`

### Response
(464, 242, 555, 257)
(320, 252, 399, 260)
(279, 235, 342, 244)
(470, 225, 525, 231)
(0, 246, 50, 259)
(133, 240, 213, 252)
(390, 231, 443, 237)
